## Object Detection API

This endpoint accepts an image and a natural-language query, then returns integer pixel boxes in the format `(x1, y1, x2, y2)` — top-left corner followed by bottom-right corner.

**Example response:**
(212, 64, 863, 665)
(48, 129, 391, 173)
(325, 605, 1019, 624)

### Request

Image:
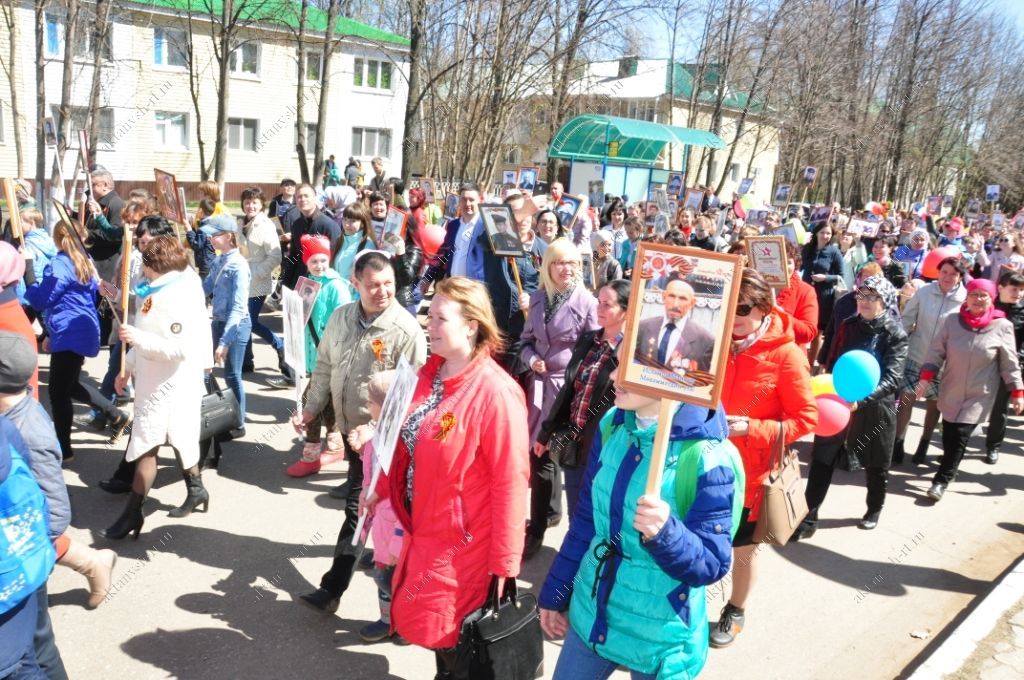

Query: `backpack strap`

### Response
(673, 438, 747, 539)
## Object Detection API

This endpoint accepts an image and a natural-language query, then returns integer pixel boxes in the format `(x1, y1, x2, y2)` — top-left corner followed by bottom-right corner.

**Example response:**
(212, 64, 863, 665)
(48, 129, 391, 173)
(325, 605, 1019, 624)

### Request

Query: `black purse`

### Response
(200, 376, 241, 441)
(453, 576, 544, 680)
(546, 428, 581, 468)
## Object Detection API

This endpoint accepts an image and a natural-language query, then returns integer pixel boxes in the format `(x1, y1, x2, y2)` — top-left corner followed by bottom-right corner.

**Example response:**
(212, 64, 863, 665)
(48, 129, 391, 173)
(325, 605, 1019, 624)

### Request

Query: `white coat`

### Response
(124, 269, 213, 468)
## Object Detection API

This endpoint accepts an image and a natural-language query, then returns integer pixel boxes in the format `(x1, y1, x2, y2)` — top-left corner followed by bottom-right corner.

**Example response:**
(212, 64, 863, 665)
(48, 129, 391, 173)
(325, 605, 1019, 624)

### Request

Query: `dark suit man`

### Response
(634, 279, 715, 371)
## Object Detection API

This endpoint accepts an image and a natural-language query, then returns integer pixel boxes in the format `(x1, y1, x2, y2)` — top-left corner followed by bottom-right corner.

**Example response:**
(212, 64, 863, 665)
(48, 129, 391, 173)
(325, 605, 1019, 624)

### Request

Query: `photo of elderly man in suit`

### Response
(634, 279, 715, 372)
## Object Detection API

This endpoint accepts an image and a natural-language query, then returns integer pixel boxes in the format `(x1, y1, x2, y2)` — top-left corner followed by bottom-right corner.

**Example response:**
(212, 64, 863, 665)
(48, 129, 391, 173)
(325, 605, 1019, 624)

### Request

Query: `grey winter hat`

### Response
(0, 332, 36, 393)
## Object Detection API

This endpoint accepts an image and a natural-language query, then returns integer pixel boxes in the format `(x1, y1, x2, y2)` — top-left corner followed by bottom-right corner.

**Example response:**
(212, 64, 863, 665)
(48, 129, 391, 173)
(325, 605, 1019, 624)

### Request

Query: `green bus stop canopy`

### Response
(548, 114, 727, 166)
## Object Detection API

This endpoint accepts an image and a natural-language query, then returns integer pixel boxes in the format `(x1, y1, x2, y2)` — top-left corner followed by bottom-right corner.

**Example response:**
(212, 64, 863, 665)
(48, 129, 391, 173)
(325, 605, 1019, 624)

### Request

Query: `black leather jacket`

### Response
(537, 329, 618, 468)
(393, 242, 424, 309)
(827, 312, 909, 404)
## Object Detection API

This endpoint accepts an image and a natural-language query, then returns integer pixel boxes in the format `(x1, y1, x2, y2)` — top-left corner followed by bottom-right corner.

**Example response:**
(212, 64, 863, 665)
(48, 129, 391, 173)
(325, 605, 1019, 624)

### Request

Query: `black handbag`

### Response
(453, 576, 544, 680)
(199, 376, 240, 441)
(546, 427, 581, 468)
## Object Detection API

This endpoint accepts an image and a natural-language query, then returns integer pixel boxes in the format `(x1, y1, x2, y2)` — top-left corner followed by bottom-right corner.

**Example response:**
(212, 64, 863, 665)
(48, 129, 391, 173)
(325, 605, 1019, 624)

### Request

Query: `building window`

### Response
(302, 52, 322, 82)
(228, 118, 258, 151)
(502, 146, 521, 165)
(229, 42, 259, 76)
(67, 106, 114, 146)
(351, 127, 391, 159)
(353, 58, 392, 90)
(295, 123, 318, 153)
(154, 27, 187, 67)
(730, 163, 740, 182)
(154, 111, 189, 149)
(45, 13, 112, 60)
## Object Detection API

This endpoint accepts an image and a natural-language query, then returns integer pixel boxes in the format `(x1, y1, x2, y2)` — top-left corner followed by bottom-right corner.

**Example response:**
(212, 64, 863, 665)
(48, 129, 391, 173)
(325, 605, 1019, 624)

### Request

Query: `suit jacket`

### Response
(635, 315, 715, 371)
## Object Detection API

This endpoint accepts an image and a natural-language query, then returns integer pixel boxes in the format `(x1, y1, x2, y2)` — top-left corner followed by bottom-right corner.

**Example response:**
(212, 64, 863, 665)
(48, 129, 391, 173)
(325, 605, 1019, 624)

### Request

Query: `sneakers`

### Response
(359, 619, 392, 643)
(985, 450, 999, 465)
(266, 376, 295, 390)
(926, 482, 946, 502)
(709, 603, 745, 648)
(298, 588, 340, 613)
(74, 414, 108, 432)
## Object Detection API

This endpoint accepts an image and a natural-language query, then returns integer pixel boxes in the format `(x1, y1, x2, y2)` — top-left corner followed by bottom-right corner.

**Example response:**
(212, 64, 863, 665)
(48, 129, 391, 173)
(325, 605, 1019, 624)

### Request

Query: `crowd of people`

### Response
(0, 164, 1021, 680)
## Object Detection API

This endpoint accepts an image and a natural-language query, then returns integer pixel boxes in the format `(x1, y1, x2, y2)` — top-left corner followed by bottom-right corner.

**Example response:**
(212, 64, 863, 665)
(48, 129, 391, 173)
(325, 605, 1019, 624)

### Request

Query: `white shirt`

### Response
(449, 216, 479, 277)
(658, 316, 688, 354)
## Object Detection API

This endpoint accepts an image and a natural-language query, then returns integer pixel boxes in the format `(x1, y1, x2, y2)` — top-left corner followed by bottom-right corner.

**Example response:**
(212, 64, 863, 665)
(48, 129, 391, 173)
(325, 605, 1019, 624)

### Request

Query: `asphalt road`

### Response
(42, 318, 1024, 680)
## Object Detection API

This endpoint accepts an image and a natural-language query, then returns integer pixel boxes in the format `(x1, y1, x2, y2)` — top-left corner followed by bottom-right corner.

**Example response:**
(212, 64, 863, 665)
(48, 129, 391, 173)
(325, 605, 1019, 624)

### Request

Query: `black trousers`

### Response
(319, 437, 364, 597)
(804, 459, 888, 526)
(527, 451, 562, 539)
(985, 382, 1011, 453)
(935, 420, 978, 486)
(48, 350, 120, 459)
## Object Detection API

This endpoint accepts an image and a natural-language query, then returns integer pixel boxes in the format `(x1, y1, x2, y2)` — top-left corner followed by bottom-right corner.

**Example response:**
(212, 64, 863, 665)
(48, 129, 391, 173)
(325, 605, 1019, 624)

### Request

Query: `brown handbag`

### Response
(753, 422, 808, 546)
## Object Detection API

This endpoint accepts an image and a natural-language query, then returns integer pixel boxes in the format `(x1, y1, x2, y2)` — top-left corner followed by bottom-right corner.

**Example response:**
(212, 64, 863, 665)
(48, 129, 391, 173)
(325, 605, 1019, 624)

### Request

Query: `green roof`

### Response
(666, 63, 763, 113)
(548, 114, 726, 166)
(133, 0, 410, 47)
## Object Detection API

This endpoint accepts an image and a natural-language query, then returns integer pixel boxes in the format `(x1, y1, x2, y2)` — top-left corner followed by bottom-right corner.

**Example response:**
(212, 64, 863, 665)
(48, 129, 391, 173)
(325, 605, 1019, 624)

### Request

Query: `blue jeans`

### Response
(553, 628, 655, 680)
(99, 340, 122, 402)
(212, 317, 251, 428)
(243, 296, 282, 368)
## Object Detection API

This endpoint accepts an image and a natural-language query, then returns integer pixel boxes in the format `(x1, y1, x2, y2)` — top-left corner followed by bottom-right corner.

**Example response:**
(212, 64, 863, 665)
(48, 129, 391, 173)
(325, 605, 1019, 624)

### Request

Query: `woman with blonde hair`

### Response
(520, 238, 599, 557)
(196, 180, 228, 216)
(988, 231, 1024, 282)
(25, 221, 130, 462)
(367, 276, 530, 678)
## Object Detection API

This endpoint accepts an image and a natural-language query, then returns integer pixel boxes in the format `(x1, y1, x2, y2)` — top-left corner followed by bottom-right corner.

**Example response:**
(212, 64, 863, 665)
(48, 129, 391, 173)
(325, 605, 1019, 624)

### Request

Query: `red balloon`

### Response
(815, 394, 851, 436)
(419, 224, 446, 258)
(921, 246, 961, 279)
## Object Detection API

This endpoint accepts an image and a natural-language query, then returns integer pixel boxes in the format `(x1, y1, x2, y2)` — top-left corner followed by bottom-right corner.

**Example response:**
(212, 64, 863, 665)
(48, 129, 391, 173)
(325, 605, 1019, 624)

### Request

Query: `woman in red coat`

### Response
(379, 276, 530, 679)
(775, 240, 820, 347)
(711, 269, 817, 649)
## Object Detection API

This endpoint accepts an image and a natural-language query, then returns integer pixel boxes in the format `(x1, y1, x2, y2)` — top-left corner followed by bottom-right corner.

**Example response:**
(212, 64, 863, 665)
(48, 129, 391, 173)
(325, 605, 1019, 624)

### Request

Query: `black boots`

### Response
(892, 439, 905, 465)
(102, 492, 146, 540)
(912, 440, 929, 464)
(168, 471, 210, 518)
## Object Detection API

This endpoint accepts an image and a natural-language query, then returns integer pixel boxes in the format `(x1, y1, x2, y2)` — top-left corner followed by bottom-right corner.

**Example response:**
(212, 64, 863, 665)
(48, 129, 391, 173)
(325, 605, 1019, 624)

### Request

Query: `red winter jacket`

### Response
(384, 352, 529, 649)
(776, 271, 819, 345)
(722, 311, 818, 518)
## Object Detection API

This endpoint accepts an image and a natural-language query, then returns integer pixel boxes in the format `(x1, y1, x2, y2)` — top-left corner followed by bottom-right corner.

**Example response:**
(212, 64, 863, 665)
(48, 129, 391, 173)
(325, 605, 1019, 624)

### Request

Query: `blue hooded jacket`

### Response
(24, 252, 100, 357)
(539, 403, 742, 679)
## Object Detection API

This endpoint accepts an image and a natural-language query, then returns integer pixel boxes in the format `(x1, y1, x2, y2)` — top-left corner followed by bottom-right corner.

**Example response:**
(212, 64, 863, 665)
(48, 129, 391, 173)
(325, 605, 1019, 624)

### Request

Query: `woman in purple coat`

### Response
(521, 237, 599, 558)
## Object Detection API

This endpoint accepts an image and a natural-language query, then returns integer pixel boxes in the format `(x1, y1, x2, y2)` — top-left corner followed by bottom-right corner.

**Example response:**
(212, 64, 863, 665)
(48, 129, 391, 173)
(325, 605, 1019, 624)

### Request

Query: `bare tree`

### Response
(0, 0, 24, 176)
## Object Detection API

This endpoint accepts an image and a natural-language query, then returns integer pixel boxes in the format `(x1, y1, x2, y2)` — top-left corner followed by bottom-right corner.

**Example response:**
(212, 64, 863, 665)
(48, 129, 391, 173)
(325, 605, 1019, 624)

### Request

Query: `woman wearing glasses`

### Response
(916, 278, 1024, 501)
(987, 231, 1024, 282)
(520, 238, 599, 558)
(797, 275, 907, 537)
(712, 269, 817, 647)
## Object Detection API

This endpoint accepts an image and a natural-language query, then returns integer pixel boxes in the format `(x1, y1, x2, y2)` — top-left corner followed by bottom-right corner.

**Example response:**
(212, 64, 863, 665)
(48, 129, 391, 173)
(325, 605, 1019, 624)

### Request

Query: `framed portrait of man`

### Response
(682, 187, 704, 213)
(737, 177, 754, 196)
(517, 166, 539, 193)
(555, 194, 584, 231)
(443, 193, 459, 219)
(419, 177, 437, 206)
(381, 206, 408, 248)
(502, 170, 518, 187)
(806, 204, 833, 227)
(986, 184, 1001, 202)
(479, 203, 525, 257)
(667, 174, 684, 198)
(801, 166, 817, 187)
(772, 184, 792, 207)
(154, 168, 185, 225)
(619, 243, 743, 407)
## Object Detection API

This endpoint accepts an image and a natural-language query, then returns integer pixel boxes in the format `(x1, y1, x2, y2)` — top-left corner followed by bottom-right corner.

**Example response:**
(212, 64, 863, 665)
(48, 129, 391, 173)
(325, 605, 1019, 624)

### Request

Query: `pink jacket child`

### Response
(361, 440, 404, 566)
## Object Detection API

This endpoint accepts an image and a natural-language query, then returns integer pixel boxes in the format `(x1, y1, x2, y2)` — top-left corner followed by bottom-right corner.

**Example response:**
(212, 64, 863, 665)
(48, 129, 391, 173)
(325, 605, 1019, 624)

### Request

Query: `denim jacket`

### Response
(203, 249, 250, 347)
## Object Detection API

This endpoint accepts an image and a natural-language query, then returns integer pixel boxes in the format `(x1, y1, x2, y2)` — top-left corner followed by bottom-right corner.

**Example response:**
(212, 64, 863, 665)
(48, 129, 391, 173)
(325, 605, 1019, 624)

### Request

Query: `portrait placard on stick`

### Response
(618, 243, 743, 408)
(282, 286, 307, 381)
(154, 168, 185, 225)
(1, 179, 22, 243)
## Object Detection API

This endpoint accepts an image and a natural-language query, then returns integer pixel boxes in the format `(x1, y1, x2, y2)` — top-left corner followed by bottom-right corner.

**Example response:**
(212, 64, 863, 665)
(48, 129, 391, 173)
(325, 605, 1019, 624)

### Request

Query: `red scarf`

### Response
(960, 303, 1005, 330)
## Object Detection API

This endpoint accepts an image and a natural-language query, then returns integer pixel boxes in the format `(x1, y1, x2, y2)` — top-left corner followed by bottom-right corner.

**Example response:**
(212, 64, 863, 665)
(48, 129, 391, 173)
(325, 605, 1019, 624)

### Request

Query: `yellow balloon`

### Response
(811, 374, 837, 397)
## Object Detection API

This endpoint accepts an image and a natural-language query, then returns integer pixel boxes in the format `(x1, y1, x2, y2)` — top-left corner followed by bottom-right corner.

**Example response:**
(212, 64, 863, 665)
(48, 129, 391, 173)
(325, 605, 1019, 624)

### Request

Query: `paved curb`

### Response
(907, 555, 1024, 679)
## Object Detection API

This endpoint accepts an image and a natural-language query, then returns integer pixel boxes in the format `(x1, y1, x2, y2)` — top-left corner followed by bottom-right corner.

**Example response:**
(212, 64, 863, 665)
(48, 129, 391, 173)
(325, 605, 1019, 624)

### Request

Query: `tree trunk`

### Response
(56, 0, 81, 185)
(86, 0, 113, 155)
(294, 0, 310, 184)
(313, 0, 339, 186)
(212, 0, 233, 183)
(184, 12, 209, 180)
(400, 0, 424, 185)
(1, 0, 24, 176)
(34, 0, 46, 201)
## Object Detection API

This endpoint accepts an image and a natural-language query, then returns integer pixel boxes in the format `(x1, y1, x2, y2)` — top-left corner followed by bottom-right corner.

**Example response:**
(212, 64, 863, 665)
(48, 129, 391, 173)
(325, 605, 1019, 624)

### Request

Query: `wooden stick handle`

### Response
(645, 399, 677, 496)
(507, 257, 527, 319)
(118, 225, 132, 378)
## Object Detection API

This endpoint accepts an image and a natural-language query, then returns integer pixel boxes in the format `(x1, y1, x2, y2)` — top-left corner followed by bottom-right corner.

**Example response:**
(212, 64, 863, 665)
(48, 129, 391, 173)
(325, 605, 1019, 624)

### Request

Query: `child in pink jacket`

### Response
(350, 371, 406, 645)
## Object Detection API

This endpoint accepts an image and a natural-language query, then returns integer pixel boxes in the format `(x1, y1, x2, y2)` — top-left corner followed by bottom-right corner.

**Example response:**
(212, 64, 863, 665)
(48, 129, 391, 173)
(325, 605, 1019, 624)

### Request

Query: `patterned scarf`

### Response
(545, 284, 575, 323)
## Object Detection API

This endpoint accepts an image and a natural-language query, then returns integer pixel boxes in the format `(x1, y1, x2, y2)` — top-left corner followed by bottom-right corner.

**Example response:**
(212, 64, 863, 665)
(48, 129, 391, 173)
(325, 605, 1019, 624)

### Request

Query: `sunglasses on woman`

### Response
(735, 303, 754, 317)
(855, 290, 881, 302)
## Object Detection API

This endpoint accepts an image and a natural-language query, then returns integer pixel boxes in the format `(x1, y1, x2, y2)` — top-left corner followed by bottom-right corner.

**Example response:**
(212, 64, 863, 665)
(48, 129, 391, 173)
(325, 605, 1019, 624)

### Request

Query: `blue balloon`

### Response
(833, 350, 881, 402)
